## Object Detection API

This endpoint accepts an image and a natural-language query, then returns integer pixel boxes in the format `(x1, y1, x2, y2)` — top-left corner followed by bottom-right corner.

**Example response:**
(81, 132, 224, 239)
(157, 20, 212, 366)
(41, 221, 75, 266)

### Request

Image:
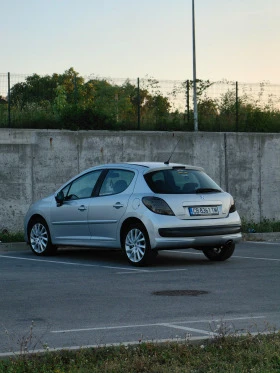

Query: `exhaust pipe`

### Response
(221, 240, 233, 249)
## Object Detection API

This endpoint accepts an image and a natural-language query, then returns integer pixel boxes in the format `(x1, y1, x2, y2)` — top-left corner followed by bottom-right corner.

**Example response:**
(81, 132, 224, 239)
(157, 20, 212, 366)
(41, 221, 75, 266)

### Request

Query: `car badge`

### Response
(200, 195, 205, 200)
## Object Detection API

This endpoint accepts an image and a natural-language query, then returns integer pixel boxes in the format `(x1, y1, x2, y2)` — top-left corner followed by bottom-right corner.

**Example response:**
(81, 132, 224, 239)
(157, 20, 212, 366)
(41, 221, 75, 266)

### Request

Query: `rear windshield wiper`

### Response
(196, 188, 221, 193)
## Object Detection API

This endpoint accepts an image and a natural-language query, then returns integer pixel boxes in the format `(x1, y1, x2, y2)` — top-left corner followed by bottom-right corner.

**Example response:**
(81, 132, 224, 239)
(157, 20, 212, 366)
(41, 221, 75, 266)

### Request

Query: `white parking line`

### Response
(166, 250, 203, 255)
(1, 329, 276, 359)
(165, 250, 280, 262)
(246, 241, 280, 245)
(117, 268, 191, 274)
(117, 252, 280, 274)
(233, 255, 280, 261)
(2, 251, 279, 278)
(0, 255, 146, 272)
(51, 316, 265, 334)
(160, 323, 218, 336)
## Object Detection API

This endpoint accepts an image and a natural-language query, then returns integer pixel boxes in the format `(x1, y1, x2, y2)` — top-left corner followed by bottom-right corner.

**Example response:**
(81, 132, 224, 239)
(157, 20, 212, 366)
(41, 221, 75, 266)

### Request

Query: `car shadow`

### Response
(54, 247, 211, 268)
(154, 250, 213, 267)
(57, 247, 125, 264)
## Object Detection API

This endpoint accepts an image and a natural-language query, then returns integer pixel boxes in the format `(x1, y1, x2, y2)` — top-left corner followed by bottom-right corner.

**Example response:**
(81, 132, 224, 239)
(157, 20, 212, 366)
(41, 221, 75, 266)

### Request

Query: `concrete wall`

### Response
(0, 129, 279, 233)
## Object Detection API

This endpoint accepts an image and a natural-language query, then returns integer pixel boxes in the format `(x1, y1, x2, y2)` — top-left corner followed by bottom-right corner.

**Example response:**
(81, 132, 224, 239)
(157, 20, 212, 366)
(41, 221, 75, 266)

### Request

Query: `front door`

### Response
(50, 170, 102, 245)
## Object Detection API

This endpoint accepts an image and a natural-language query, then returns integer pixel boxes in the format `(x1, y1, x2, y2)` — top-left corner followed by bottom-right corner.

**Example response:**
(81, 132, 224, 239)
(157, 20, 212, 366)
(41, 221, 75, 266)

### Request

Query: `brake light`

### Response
(142, 197, 175, 216)
(229, 201, 236, 213)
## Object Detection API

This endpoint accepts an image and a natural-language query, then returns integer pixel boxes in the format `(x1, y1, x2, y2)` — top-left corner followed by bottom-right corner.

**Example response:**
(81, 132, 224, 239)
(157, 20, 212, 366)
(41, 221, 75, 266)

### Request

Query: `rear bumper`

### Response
(153, 232, 242, 250)
(158, 224, 241, 238)
(142, 210, 242, 250)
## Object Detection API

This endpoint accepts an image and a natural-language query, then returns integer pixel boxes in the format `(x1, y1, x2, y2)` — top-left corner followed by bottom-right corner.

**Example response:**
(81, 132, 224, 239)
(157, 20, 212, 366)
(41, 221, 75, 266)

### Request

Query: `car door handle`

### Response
(113, 202, 124, 209)
(78, 205, 87, 211)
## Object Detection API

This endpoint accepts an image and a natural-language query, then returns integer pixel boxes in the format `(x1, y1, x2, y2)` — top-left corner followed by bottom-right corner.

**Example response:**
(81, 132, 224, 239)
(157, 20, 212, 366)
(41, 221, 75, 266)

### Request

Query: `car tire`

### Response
(202, 242, 235, 261)
(122, 223, 156, 266)
(28, 218, 57, 256)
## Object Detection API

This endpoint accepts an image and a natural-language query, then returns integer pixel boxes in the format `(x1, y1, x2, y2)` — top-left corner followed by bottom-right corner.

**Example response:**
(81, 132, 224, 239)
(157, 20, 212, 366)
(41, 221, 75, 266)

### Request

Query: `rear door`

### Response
(88, 169, 136, 245)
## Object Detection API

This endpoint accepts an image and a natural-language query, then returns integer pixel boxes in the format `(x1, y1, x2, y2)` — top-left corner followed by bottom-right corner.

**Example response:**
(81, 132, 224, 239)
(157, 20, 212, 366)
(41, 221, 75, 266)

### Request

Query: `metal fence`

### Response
(1, 72, 280, 131)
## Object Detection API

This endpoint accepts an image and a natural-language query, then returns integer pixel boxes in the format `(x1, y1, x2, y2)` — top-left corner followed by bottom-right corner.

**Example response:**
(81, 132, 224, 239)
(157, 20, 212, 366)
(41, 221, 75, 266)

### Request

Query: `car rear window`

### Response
(144, 169, 221, 194)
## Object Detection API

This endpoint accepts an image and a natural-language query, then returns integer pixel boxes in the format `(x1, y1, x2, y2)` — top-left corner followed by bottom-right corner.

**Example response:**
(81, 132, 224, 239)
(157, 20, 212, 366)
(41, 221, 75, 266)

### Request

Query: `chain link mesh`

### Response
(1, 73, 280, 130)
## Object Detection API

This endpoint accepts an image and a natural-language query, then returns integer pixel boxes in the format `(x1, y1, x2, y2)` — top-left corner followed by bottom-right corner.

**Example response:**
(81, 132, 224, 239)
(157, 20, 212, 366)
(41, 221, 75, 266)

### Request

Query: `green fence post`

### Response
(137, 78, 140, 130)
(236, 81, 239, 132)
(186, 80, 190, 125)
(8, 72, 11, 127)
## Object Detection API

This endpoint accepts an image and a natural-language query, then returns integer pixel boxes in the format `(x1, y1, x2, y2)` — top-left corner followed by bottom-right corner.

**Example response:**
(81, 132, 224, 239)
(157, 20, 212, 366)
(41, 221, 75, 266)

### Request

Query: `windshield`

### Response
(144, 168, 222, 194)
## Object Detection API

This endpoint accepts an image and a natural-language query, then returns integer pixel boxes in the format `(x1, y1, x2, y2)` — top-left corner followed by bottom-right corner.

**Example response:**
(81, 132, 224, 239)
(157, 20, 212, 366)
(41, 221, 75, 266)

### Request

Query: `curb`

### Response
(242, 232, 280, 242)
(0, 242, 28, 252)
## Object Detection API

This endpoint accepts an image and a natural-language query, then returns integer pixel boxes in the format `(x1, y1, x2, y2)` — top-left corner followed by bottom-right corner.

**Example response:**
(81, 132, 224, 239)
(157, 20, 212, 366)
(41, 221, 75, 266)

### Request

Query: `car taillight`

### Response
(142, 196, 175, 216)
(229, 201, 236, 213)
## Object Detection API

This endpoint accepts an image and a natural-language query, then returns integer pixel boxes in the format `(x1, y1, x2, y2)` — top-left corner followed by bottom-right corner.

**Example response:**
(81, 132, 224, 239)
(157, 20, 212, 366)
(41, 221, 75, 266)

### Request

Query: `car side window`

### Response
(65, 170, 102, 200)
(99, 169, 134, 196)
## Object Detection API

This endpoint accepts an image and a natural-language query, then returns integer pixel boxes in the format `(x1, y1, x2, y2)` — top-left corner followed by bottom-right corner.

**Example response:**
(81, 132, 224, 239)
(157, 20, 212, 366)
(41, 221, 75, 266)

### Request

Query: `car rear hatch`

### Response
(158, 192, 231, 220)
(143, 166, 232, 220)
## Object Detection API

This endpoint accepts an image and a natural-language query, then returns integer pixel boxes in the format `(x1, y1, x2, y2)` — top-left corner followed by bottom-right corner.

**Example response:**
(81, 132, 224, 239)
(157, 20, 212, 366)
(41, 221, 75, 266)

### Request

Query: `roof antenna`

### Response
(164, 138, 181, 165)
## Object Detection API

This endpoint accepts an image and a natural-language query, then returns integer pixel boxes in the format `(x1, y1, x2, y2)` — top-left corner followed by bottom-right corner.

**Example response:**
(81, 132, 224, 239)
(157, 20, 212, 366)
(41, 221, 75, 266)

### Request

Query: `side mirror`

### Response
(55, 191, 65, 206)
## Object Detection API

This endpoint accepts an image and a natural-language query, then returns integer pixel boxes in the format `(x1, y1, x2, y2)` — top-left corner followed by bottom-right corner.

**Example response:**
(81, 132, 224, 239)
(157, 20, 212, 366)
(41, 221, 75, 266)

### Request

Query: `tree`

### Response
(10, 73, 56, 109)
(0, 96, 7, 104)
(10, 68, 84, 109)
(9, 69, 173, 130)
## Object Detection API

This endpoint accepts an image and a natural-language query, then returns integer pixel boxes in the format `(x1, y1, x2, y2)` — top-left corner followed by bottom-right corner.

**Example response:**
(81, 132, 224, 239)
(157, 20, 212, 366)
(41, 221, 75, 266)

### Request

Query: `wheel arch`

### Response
(27, 214, 49, 240)
(120, 217, 156, 266)
(120, 217, 148, 246)
(27, 214, 57, 256)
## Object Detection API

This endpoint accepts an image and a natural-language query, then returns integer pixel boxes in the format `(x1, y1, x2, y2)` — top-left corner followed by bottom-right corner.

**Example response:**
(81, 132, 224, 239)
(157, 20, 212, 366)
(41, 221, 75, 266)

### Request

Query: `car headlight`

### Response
(142, 196, 175, 216)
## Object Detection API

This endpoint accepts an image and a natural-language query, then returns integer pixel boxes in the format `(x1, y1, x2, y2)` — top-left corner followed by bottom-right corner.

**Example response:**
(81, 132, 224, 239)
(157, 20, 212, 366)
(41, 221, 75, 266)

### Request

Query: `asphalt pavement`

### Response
(0, 237, 279, 357)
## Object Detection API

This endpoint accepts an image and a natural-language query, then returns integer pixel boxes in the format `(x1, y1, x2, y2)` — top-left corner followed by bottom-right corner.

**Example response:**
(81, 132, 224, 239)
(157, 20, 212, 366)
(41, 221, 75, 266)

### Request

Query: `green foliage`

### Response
(59, 105, 116, 130)
(2, 70, 280, 131)
(242, 218, 280, 233)
(0, 103, 8, 127)
(0, 231, 24, 242)
(5, 69, 173, 130)
(53, 85, 67, 113)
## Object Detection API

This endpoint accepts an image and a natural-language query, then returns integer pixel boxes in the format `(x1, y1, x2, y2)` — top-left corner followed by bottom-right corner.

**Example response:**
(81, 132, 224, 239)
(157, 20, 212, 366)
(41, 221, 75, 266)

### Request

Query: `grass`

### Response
(0, 332, 279, 372)
(0, 232, 24, 243)
(241, 219, 280, 233)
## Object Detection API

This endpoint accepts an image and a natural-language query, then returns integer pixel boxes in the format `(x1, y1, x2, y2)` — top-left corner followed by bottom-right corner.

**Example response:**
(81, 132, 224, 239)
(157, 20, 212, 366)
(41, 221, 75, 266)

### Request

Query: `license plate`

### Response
(189, 206, 219, 216)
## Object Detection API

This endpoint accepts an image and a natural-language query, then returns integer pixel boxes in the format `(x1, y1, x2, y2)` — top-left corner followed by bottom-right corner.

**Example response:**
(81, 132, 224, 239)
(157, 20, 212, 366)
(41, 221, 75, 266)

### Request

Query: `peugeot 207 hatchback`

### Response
(24, 162, 242, 266)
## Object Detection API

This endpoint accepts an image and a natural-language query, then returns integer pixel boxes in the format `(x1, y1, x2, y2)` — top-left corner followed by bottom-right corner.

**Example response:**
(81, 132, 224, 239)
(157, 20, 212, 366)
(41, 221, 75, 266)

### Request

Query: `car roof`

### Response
(56, 162, 204, 193)
(126, 162, 202, 170)
(88, 162, 203, 172)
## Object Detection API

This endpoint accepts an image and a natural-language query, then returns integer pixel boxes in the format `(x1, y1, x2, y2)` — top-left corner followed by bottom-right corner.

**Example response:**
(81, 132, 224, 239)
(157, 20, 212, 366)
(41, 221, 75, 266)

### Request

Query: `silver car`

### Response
(24, 162, 242, 266)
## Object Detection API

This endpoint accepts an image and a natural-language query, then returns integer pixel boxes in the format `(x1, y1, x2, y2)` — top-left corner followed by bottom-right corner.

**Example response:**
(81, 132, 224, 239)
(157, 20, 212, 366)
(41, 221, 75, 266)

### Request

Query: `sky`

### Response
(1, 0, 280, 83)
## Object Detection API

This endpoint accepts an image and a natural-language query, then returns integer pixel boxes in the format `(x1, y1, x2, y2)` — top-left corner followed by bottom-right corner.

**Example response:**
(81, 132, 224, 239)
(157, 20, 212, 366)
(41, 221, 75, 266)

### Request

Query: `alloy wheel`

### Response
(125, 228, 147, 264)
(30, 222, 49, 254)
